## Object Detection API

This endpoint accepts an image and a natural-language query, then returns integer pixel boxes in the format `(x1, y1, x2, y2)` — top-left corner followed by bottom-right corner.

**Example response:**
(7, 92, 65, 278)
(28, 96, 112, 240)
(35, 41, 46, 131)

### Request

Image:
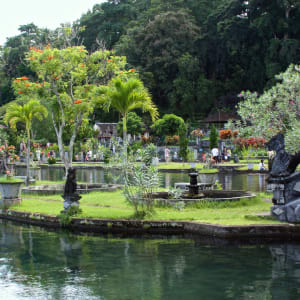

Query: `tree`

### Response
(151, 114, 185, 137)
(96, 75, 158, 155)
(117, 10, 200, 111)
(4, 99, 48, 185)
(237, 64, 300, 153)
(209, 125, 218, 149)
(116, 111, 144, 137)
(25, 45, 126, 173)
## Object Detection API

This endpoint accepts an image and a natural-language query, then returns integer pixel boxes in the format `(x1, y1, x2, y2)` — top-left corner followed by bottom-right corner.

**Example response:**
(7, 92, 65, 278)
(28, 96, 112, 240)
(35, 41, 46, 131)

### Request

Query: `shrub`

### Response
(123, 163, 160, 218)
(48, 156, 56, 164)
(209, 125, 218, 149)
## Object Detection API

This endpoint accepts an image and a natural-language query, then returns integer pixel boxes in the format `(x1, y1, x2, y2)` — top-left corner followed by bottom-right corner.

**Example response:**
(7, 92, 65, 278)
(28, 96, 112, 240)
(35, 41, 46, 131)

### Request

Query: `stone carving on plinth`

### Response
(267, 133, 300, 222)
(62, 168, 81, 212)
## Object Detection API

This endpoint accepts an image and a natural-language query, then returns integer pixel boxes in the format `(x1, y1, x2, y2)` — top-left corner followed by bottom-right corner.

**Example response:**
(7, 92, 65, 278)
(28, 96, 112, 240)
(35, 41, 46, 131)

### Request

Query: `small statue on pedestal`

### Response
(62, 168, 81, 212)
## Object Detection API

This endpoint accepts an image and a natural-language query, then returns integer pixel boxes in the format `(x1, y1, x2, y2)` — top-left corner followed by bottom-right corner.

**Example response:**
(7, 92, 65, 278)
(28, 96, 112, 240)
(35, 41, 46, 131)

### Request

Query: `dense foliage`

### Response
(1, 0, 300, 121)
(236, 64, 300, 153)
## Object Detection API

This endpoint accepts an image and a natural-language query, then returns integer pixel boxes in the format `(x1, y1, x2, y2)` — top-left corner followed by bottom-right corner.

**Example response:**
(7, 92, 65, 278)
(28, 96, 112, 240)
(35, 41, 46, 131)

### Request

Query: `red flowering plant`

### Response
(141, 135, 154, 144)
(165, 135, 180, 145)
(190, 129, 204, 137)
(0, 144, 19, 178)
(219, 129, 233, 140)
(233, 137, 266, 149)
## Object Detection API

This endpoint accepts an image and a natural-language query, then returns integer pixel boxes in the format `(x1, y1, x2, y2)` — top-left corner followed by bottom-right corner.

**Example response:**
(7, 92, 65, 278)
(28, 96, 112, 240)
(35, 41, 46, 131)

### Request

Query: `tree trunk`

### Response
(123, 114, 127, 159)
(26, 134, 30, 186)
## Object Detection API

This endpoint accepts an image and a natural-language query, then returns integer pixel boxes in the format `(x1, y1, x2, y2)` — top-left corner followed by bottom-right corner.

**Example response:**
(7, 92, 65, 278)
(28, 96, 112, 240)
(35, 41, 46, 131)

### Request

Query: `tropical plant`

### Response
(96, 76, 158, 156)
(123, 163, 160, 219)
(4, 100, 48, 185)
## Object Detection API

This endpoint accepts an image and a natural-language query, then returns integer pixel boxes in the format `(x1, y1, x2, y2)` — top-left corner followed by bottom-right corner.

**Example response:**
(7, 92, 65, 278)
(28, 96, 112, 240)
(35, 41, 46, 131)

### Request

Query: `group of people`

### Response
(164, 147, 178, 163)
(211, 146, 232, 163)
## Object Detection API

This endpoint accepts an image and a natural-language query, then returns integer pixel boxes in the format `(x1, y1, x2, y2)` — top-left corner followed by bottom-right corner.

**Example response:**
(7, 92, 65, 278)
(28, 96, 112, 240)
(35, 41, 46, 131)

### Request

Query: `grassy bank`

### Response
(9, 190, 281, 225)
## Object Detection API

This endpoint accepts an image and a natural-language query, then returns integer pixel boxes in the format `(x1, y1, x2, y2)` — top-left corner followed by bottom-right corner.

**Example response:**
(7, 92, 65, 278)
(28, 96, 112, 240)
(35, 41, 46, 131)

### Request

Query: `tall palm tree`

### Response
(4, 100, 48, 186)
(99, 77, 158, 155)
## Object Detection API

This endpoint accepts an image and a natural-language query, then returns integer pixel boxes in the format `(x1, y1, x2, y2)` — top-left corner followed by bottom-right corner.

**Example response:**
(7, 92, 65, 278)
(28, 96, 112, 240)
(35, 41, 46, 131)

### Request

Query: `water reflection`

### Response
(1, 221, 300, 299)
(16, 166, 268, 192)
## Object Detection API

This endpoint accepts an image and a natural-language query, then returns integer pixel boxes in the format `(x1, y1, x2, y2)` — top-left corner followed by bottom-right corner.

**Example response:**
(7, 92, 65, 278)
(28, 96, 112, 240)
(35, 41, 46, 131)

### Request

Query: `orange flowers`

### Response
(108, 59, 113, 62)
(25, 83, 31, 87)
(30, 47, 43, 53)
(45, 44, 51, 50)
(14, 79, 20, 83)
(129, 68, 135, 72)
(74, 100, 82, 104)
(21, 76, 29, 80)
(48, 56, 54, 60)
(18, 91, 23, 94)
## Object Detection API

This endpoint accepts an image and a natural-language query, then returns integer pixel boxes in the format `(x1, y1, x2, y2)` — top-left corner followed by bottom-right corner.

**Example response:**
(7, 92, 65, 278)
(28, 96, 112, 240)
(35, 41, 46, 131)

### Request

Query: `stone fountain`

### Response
(154, 168, 254, 204)
(188, 169, 200, 196)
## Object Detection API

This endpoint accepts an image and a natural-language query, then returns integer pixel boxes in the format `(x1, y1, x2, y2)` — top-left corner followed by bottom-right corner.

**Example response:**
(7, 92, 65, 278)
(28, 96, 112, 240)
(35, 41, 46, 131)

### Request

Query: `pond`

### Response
(16, 166, 268, 192)
(1, 220, 300, 299)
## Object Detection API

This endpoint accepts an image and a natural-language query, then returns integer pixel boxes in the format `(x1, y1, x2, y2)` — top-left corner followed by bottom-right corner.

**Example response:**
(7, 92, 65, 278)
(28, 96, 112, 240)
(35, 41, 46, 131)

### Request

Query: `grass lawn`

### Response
(10, 190, 282, 226)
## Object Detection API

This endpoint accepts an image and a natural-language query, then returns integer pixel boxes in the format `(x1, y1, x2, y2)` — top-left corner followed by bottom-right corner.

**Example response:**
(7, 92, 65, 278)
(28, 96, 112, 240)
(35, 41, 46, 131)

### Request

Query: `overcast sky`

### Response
(0, 0, 105, 46)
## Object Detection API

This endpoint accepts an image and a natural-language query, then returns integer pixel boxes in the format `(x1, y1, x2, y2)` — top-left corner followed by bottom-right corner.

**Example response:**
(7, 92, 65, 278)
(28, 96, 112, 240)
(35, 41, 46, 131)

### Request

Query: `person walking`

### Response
(164, 147, 170, 163)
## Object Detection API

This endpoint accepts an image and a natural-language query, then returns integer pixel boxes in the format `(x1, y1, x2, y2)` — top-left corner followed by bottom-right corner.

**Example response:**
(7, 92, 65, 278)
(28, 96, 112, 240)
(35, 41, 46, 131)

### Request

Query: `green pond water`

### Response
(16, 167, 268, 192)
(1, 220, 299, 299)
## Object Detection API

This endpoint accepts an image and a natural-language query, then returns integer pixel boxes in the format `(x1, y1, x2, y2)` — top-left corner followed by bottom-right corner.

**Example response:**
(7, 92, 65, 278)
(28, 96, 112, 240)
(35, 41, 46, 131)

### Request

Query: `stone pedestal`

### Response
(61, 194, 81, 213)
(0, 181, 23, 208)
(269, 172, 300, 222)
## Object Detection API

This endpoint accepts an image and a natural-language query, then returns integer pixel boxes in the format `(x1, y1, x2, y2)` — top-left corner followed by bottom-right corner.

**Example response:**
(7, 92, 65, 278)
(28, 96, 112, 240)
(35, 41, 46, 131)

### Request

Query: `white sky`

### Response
(0, 0, 105, 46)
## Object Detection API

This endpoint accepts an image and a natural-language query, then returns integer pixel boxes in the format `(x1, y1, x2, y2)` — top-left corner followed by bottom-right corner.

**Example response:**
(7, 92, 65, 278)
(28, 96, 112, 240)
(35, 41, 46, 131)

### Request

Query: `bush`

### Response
(103, 148, 111, 164)
(123, 163, 160, 218)
(48, 157, 56, 164)
(209, 125, 218, 149)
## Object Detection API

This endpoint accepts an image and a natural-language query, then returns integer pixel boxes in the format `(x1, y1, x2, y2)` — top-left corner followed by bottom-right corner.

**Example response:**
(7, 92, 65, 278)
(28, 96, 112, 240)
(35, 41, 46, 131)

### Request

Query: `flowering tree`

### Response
(237, 64, 300, 153)
(20, 45, 126, 173)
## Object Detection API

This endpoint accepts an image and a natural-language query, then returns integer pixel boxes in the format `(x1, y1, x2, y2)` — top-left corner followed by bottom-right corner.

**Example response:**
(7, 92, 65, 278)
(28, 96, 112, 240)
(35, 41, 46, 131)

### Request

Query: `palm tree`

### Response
(4, 100, 48, 186)
(98, 77, 158, 155)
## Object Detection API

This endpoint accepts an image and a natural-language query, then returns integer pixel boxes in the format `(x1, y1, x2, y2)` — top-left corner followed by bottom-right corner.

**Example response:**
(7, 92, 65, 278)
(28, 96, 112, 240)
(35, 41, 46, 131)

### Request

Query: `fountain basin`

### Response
(149, 190, 255, 205)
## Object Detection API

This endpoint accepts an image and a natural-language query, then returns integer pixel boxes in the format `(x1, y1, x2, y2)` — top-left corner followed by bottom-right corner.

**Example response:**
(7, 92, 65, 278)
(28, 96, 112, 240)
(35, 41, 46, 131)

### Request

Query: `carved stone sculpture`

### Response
(62, 168, 81, 212)
(267, 134, 300, 222)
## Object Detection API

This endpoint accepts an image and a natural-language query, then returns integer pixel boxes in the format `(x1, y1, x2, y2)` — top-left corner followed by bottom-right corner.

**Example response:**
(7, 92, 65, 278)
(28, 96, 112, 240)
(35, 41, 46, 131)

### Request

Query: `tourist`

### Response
(87, 150, 92, 161)
(227, 148, 232, 161)
(36, 148, 41, 162)
(173, 151, 178, 161)
(222, 147, 226, 161)
(164, 147, 170, 163)
(267, 150, 275, 171)
(259, 159, 265, 171)
(211, 147, 219, 163)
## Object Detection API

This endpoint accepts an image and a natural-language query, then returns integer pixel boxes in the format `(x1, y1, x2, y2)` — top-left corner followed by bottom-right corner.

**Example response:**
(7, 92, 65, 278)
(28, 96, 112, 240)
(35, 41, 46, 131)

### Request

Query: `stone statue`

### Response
(267, 133, 300, 222)
(62, 168, 81, 212)
(267, 133, 300, 177)
(64, 168, 78, 195)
